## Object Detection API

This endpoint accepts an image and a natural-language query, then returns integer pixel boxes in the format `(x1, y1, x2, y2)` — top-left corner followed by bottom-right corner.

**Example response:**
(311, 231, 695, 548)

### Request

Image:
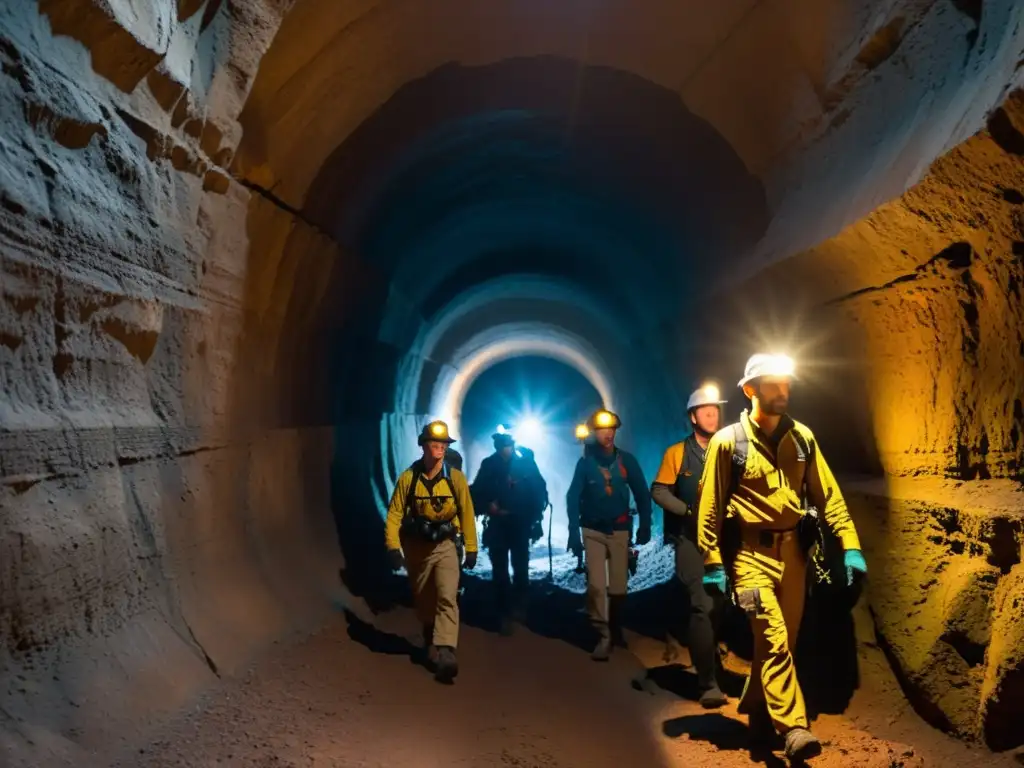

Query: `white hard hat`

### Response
(738, 353, 797, 388)
(687, 384, 727, 411)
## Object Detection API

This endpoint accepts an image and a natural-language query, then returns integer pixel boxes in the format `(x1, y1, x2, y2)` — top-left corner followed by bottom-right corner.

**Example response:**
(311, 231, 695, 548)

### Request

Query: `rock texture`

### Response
(1, 0, 1023, 765)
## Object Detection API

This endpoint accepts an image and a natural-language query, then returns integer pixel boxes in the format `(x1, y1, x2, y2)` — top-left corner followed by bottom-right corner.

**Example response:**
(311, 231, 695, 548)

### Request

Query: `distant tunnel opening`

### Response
(459, 354, 601, 579)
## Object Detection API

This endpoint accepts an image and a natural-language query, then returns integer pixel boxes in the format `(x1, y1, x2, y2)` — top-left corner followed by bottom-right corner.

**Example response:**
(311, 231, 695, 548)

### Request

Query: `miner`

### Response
(385, 420, 478, 683)
(470, 429, 548, 634)
(566, 408, 652, 661)
(696, 353, 868, 761)
(650, 384, 729, 709)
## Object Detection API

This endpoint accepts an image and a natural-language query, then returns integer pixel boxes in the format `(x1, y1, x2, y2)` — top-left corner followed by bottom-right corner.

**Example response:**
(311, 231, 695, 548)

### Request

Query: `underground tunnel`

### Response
(1, 1, 1024, 766)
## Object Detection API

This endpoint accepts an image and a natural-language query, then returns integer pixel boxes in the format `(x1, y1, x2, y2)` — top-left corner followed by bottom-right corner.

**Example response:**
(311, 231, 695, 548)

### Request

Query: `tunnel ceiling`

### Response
(236, 0, 1024, 278)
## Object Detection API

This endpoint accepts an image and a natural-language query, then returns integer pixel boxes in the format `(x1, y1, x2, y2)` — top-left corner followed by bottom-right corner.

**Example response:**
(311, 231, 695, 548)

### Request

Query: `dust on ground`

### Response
(112, 580, 1023, 768)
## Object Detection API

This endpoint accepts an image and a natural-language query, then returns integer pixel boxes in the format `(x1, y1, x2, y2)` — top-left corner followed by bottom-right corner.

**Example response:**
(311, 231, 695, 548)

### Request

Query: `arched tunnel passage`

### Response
(3, 2, 1024, 767)
(456, 354, 601, 582)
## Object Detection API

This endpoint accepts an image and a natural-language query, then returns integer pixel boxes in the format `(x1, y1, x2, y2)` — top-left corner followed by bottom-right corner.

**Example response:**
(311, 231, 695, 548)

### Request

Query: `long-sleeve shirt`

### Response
(385, 462, 478, 553)
(696, 411, 861, 567)
(566, 446, 652, 533)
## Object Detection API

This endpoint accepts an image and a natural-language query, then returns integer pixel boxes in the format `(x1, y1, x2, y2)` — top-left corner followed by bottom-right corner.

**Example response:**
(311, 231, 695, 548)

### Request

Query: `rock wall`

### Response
(692, 92, 1024, 749)
(0, 4, 351, 764)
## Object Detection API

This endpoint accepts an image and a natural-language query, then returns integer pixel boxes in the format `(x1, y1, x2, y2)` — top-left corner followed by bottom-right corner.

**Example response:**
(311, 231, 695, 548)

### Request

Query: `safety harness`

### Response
(723, 422, 833, 589)
(593, 453, 633, 527)
(401, 462, 463, 543)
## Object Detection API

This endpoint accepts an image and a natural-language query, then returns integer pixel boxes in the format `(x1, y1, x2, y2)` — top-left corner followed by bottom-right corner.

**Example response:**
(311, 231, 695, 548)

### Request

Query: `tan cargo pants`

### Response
(583, 528, 629, 639)
(402, 536, 461, 648)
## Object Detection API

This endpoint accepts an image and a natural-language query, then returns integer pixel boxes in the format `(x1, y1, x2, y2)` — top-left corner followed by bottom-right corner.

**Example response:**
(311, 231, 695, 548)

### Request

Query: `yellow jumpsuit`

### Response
(696, 411, 860, 733)
(385, 464, 477, 648)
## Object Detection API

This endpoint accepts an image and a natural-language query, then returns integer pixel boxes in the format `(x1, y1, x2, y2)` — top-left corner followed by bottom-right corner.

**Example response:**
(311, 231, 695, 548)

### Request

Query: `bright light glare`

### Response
(516, 416, 544, 446)
(771, 353, 796, 376)
(495, 424, 507, 435)
(702, 383, 720, 401)
(575, 424, 589, 440)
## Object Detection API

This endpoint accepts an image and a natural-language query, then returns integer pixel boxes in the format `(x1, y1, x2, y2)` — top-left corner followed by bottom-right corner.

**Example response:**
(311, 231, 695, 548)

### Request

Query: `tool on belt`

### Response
(400, 463, 462, 542)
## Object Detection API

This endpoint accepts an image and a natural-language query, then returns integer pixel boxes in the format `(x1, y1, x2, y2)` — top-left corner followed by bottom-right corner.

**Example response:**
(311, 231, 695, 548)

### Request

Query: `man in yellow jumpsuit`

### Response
(385, 421, 478, 683)
(696, 354, 868, 762)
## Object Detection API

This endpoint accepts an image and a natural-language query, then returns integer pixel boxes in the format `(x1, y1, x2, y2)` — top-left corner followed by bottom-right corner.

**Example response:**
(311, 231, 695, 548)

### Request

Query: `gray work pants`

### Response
(670, 531, 720, 690)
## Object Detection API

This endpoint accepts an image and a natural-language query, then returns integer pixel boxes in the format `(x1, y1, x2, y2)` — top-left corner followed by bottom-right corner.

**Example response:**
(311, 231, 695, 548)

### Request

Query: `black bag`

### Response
(401, 463, 462, 543)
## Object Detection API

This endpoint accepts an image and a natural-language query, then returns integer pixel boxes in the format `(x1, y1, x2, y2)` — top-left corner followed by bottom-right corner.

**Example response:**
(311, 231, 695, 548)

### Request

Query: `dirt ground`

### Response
(110, 577, 1024, 768)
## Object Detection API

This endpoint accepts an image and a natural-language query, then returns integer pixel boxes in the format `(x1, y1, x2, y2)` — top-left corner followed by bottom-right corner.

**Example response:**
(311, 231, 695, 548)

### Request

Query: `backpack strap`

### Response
(726, 422, 746, 505)
(444, 463, 463, 521)
(789, 428, 813, 507)
(405, 462, 461, 520)
(404, 468, 423, 518)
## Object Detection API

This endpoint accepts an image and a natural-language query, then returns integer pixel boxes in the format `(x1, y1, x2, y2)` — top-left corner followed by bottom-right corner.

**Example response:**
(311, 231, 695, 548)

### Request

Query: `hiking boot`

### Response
(784, 728, 822, 762)
(434, 645, 459, 683)
(591, 636, 612, 661)
(699, 684, 728, 709)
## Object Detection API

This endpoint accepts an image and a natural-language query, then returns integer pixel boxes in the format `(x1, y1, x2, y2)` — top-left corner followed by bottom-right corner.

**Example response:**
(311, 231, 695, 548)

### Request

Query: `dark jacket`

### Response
(470, 452, 547, 522)
(566, 446, 651, 534)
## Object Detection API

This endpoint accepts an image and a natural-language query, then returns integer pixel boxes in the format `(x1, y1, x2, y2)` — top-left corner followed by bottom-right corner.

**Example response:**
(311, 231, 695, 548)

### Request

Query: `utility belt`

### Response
(738, 510, 820, 554)
(401, 514, 458, 543)
(581, 511, 632, 534)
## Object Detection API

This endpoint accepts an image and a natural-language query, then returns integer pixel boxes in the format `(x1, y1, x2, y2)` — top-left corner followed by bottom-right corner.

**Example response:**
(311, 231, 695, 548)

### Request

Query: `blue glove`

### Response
(844, 549, 867, 586)
(703, 566, 728, 593)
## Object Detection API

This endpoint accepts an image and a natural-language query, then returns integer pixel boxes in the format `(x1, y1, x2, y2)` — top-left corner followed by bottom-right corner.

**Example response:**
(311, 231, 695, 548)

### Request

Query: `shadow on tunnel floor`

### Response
(661, 713, 787, 767)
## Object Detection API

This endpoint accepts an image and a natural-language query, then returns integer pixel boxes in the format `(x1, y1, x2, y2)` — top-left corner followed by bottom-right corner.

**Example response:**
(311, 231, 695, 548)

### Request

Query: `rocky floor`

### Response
(107, 578, 1023, 768)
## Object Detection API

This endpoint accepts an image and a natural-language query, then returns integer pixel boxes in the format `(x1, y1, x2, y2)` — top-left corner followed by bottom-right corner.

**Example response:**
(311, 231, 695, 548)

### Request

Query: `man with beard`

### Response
(649, 384, 729, 709)
(471, 429, 547, 635)
(696, 353, 867, 762)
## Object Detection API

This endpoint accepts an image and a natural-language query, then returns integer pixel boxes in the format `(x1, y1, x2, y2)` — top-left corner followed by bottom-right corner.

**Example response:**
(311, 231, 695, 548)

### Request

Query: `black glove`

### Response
(568, 528, 583, 558)
(530, 520, 544, 543)
(387, 549, 404, 571)
(463, 551, 478, 570)
(635, 523, 651, 546)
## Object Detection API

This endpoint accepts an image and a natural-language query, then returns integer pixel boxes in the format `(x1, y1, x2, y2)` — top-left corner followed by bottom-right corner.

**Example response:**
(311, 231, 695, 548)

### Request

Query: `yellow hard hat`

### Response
(587, 408, 621, 430)
(418, 420, 456, 445)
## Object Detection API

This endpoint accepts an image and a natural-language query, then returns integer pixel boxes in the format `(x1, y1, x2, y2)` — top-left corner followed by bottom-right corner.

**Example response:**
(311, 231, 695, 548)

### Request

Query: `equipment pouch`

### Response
(736, 588, 764, 618)
(797, 507, 821, 555)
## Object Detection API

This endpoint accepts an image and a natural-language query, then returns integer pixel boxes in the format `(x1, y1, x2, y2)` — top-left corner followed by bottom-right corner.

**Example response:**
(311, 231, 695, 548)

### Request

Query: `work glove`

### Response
(567, 527, 583, 559)
(702, 565, 728, 594)
(844, 549, 868, 587)
(463, 551, 478, 570)
(530, 520, 544, 543)
(387, 549, 405, 571)
(635, 523, 651, 546)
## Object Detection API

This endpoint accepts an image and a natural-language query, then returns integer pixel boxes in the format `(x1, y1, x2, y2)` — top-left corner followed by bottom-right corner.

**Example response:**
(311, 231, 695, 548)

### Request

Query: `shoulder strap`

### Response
(726, 423, 746, 504)
(444, 463, 463, 519)
(405, 468, 422, 516)
(789, 427, 814, 505)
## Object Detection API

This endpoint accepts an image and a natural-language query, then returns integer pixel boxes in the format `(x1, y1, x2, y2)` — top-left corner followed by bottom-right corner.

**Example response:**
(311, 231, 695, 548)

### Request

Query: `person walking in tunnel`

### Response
(385, 420, 478, 683)
(696, 354, 868, 762)
(471, 430, 548, 635)
(566, 409, 652, 661)
(649, 384, 729, 709)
